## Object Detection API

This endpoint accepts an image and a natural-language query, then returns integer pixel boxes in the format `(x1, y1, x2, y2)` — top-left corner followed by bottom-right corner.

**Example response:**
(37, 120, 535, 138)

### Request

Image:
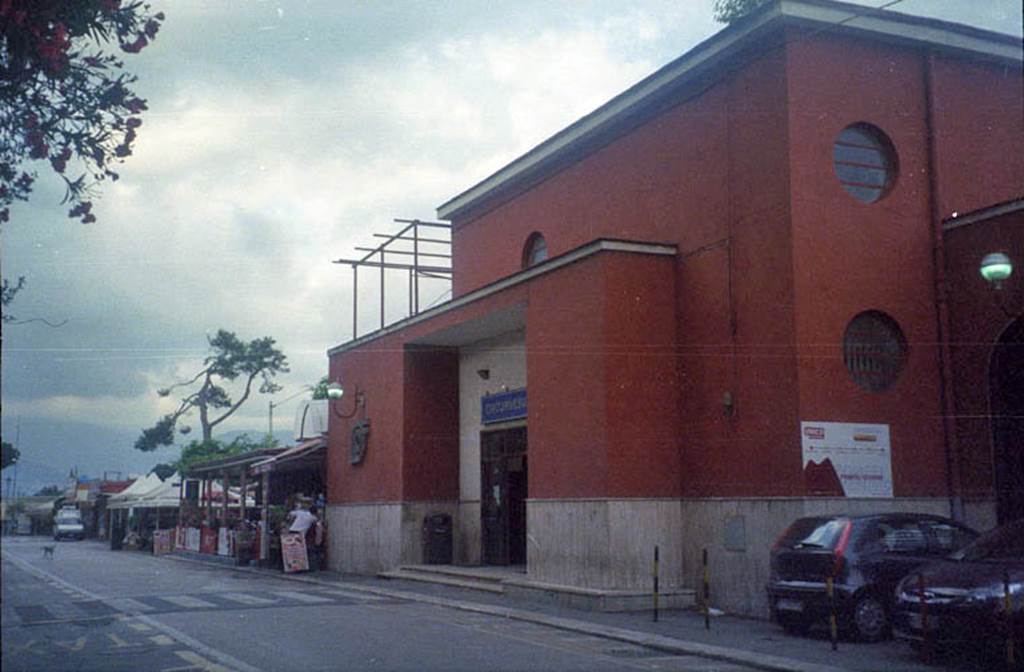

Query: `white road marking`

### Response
(128, 621, 154, 631)
(271, 590, 333, 604)
(159, 595, 218, 609)
(319, 588, 386, 601)
(218, 592, 277, 606)
(150, 634, 176, 646)
(107, 597, 157, 613)
(1, 551, 261, 672)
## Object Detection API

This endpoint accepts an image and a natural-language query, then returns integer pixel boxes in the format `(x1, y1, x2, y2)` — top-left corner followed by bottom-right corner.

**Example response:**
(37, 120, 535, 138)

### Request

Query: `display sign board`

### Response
(801, 421, 892, 497)
(185, 527, 201, 552)
(153, 530, 173, 555)
(482, 388, 527, 424)
(281, 533, 309, 573)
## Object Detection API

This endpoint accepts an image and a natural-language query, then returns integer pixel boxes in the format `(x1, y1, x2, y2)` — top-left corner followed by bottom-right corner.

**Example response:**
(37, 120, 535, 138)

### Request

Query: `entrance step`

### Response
(378, 565, 508, 594)
(379, 564, 698, 612)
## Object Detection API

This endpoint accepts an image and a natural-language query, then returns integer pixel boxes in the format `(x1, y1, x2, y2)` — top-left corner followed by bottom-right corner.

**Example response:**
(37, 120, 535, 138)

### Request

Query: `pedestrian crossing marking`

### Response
(107, 597, 157, 613)
(219, 592, 277, 606)
(159, 595, 218, 609)
(55, 636, 87, 652)
(168, 649, 232, 672)
(107, 632, 142, 648)
(271, 590, 333, 604)
(150, 634, 175, 646)
(320, 588, 385, 601)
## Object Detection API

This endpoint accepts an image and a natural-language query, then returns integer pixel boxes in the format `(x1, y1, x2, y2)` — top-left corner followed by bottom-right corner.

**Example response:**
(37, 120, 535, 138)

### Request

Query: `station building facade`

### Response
(325, 0, 1023, 614)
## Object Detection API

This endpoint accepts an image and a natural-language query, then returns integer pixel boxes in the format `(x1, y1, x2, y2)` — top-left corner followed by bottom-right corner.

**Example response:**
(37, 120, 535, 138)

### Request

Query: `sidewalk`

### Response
(166, 552, 972, 672)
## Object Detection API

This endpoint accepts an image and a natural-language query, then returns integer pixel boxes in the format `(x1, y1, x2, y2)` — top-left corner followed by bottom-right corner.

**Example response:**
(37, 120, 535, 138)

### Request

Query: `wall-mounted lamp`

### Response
(326, 381, 365, 419)
(476, 368, 490, 380)
(980, 252, 1013, 290)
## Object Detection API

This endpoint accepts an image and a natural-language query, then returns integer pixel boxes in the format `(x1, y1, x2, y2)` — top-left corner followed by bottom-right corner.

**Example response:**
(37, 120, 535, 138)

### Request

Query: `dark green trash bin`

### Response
(422, 513, 452, 565)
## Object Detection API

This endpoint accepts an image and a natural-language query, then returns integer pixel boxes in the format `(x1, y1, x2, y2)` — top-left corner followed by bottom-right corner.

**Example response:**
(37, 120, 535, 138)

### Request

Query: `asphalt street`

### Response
(3, 537, 762, 672)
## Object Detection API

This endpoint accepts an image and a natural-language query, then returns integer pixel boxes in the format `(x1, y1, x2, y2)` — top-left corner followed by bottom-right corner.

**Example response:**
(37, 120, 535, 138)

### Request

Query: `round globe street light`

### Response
(980, 252, 1013, 289)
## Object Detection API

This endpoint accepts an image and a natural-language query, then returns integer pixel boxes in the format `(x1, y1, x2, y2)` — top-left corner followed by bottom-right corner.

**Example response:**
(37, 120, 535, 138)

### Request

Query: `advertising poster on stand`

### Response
(801, 421, 893, 497)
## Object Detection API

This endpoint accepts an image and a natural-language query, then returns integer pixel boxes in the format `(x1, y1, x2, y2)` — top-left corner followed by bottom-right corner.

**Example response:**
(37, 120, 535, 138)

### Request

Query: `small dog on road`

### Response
(42, 544, 55, 558)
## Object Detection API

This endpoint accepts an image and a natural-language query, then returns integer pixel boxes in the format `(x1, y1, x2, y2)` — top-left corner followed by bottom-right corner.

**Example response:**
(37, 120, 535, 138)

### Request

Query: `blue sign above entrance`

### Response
(482, 388, 527, 424)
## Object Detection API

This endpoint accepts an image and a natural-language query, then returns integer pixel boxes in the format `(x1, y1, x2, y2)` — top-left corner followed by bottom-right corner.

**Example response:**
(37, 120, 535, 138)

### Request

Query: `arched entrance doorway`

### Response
(990, 317, 1024, 524)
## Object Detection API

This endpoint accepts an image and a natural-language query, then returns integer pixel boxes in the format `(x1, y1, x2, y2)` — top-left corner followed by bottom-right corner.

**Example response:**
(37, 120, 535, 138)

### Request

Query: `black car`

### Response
(766, 513, 978, 641)
(892, 520, 1023, 659)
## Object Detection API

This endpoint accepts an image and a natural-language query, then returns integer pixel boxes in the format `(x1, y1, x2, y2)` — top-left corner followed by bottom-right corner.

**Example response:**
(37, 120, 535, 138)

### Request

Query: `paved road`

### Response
(3, 537, 761, 672)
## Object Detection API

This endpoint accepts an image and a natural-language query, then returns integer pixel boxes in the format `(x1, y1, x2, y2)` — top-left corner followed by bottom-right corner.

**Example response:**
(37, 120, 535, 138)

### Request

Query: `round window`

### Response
(833, 123, 898, 204)
(843, 311, 907, 392)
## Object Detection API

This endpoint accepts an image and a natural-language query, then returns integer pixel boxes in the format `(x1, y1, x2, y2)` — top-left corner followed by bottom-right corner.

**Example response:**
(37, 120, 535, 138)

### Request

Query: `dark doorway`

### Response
(990, 317, 1024, 524)
(481, 427, 528, 565)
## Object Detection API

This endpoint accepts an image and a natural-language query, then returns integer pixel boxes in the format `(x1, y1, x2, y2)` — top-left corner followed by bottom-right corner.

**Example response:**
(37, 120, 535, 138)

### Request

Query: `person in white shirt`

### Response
(288, 505, 317, 535)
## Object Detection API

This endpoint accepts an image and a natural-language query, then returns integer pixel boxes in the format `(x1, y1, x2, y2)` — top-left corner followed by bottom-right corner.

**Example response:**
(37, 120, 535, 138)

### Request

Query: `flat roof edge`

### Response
(327, 238, 677, 356)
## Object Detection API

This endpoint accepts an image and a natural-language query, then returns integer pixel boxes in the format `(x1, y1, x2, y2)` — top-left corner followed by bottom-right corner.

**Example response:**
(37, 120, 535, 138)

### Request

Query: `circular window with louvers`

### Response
(843, 311, 907, 393)
(833, 124, 898, 204)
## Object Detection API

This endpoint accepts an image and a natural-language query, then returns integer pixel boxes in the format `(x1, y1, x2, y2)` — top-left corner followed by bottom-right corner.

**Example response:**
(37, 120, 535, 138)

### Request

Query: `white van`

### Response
(54, 508, 85, 541)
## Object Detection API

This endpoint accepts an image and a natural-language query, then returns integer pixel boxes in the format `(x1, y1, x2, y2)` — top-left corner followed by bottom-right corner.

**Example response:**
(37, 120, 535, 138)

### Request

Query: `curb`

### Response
(164, 553, 851, 672)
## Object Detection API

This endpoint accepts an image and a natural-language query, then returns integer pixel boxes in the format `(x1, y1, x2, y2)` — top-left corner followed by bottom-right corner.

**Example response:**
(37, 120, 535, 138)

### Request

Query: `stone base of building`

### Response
(328, 496, 996, 617)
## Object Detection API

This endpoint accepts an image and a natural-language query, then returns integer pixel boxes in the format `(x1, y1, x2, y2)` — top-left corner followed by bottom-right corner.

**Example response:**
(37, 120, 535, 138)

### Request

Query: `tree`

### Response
(1, 276, 25, 322)
(175, 434, 274, 475)
(713, 0, 770, 23)
(135, 330, 290, 450)
(311, 375, 330, 400)
(1, 0, 164, 224)
(150, 463, 175, 480)
(35, 484, 62, 496)
(2, 440, 19, 470)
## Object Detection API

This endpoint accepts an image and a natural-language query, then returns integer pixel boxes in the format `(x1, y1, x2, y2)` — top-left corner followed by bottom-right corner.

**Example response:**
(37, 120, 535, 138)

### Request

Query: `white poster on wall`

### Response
(800, 421, 893, 498)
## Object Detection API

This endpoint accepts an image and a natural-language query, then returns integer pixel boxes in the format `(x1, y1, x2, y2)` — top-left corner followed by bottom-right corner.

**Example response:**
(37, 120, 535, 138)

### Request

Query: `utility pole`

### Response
(11, 416, 20, 501)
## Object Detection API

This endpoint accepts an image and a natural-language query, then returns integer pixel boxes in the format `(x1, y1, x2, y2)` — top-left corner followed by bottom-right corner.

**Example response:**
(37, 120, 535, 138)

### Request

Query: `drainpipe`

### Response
(924, 50, 964, 522)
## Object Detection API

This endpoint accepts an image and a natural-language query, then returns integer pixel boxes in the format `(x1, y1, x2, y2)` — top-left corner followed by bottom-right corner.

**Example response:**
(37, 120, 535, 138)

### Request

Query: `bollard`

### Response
(703, 548, 711, 631)
(827, 575, 838, 651)
(652, 545, 659, 622)
(1006, 571, 1016, 669)
(918, 573, 931, 662)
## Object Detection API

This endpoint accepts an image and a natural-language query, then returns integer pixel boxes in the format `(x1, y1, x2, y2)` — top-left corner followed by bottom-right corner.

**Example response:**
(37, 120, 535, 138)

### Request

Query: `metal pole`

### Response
(260, 471, 270, 563)
(652, 545, 660, 622)
(828, 575, 838, 651)
(268, 400, 274, 437)
(1006, 571, 1016, 669)
(413, 221, 420, 314)
(380, 248, 385, 329)
(703, 548, 711, 630)
(352, 264, 358, 340)
(221, 472, 228, 525)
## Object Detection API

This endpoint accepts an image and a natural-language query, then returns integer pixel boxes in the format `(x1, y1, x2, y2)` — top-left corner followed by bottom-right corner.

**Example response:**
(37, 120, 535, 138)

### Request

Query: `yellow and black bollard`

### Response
(1006, 571, 1016, 670)
(827, 575, 838, 651)
(703, 548, 711, 631)
(918, 573, 932, 662)
(652, 545, 660, 622)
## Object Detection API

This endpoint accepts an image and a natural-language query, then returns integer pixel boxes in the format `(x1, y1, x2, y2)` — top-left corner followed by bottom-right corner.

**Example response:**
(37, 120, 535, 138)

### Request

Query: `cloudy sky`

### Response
(2, 0, 1020, 494)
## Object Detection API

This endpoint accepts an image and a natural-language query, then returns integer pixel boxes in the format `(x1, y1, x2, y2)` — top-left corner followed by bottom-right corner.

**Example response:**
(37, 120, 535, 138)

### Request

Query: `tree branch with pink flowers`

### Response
(0, 0, 165, 225)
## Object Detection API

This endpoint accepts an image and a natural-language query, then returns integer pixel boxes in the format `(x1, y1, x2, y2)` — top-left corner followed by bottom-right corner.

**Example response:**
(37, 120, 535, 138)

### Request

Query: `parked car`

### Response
(892, 519, 1023, 659)
(53, 507, 85, 541)
(766, 513, 978, 641)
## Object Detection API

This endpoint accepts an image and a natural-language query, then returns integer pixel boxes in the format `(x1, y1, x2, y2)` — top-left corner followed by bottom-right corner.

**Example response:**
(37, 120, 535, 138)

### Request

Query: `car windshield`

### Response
(776, 517, 847, 549)
(56, 512, 81, 523)
(951, 521, 1024, 562)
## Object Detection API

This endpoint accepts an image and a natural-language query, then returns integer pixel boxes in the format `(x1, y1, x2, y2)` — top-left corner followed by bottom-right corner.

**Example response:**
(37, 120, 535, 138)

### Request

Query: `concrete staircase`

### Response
(379, 564, 697, 612)
(378, 564, 521, 594)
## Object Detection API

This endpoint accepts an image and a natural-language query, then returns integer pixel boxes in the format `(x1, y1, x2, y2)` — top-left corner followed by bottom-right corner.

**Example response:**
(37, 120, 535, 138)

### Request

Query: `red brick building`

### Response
(326, 0, 1023, 614)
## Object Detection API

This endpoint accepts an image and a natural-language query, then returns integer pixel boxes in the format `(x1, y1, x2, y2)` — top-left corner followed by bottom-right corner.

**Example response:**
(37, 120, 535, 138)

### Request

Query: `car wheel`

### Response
(852, 594, 889, 642)
(776, 612, 812, 635)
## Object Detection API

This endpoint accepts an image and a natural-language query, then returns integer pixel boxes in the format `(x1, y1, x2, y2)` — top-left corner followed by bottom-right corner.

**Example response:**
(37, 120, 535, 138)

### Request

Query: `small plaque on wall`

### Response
(724, 515, 746, 552)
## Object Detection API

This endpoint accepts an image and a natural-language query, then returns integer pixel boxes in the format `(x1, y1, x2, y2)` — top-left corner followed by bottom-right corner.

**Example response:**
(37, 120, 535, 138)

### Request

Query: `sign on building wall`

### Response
(481, 388, 527, 424)
(800, 421, 893, 498)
